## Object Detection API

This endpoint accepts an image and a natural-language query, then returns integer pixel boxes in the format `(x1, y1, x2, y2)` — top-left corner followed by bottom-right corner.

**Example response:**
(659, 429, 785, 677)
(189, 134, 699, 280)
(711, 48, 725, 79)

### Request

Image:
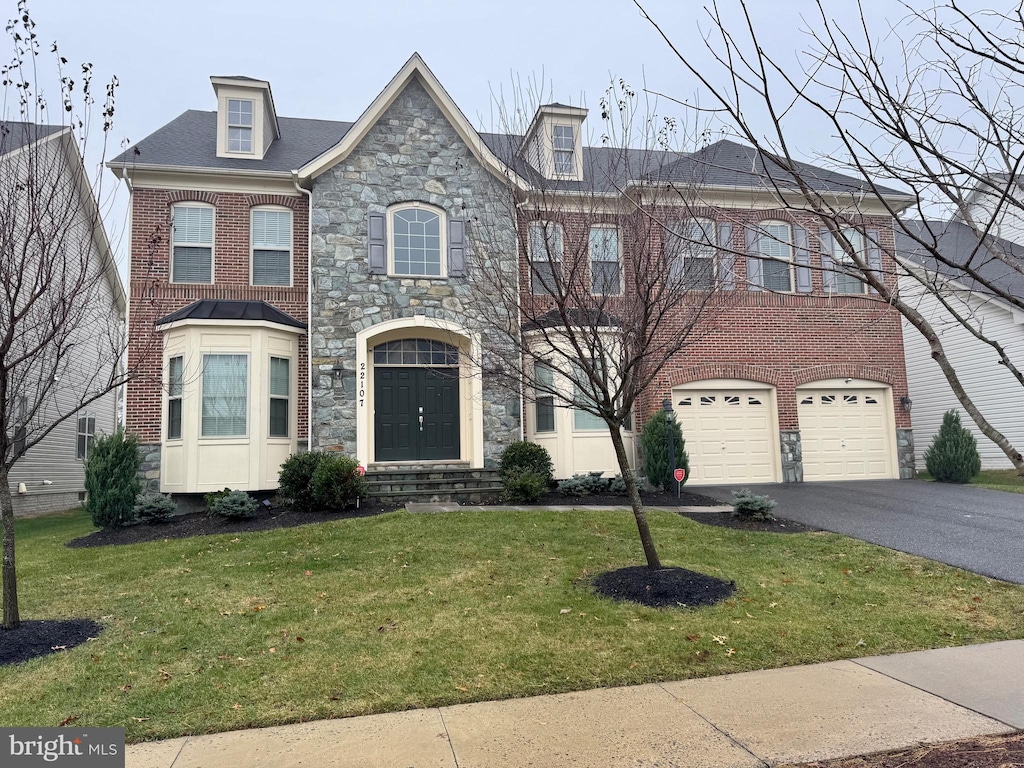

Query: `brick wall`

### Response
(126, 188, 309, 444)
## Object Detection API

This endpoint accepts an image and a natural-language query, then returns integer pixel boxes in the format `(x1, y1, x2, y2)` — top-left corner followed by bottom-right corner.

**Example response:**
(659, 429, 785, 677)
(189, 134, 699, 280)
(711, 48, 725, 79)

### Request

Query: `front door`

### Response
(374, 367, 460, 461)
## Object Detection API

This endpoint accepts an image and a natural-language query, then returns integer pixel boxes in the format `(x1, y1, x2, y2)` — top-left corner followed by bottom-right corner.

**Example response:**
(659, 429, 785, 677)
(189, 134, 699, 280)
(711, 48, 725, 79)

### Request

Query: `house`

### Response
(108, 54, 916, 495)
(2, 122, 125, 515)
(897, 220, 1024, 470)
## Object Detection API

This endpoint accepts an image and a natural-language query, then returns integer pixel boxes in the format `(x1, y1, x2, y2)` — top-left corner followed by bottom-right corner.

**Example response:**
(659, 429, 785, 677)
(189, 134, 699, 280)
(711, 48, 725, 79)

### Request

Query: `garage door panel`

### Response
(799, 388, 894, 481)
(676, 387, 777, 485)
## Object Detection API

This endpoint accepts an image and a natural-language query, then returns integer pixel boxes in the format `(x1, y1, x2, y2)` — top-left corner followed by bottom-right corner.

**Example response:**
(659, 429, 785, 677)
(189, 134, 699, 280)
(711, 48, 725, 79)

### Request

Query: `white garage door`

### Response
(674, 389, 778, 485)
(798, 389, 895, 481)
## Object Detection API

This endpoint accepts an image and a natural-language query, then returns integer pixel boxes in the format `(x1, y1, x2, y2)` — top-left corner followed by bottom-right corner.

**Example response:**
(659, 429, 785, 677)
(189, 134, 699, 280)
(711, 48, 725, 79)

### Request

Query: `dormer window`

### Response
(227, 99, 254, 153)
(553, 125, 575, 175)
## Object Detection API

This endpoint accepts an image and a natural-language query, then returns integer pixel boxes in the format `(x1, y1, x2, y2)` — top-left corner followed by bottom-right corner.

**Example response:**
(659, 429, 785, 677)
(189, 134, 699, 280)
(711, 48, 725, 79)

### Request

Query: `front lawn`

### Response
(3, 508, 1024, 742)
(919, 468, 1024, 495)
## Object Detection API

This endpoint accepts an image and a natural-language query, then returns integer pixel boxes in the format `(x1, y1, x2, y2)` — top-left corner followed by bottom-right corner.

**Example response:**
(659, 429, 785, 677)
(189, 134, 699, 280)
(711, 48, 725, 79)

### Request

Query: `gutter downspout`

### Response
(122, 171, 135, 434)
(292, 172, 313, 453)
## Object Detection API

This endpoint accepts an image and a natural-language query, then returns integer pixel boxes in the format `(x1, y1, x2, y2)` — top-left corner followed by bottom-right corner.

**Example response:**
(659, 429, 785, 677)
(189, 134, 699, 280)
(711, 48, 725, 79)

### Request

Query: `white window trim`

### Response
(832, 227, 868, 295)
(387, 201, 447, 278)
(672, 218, 718, 291)
(589, 224, 623, 296)
(552, 124, 576, 177)
(758, 219, 795, 293)
(226, 98, 254, 155)
(166, 355, 184, 442)
(171, 202, 215, 285)
(250, 205, 293, 287)
(200, 352, 250, 440)
(75, 412, 96, 461)
(268, 355, 291, 439)
(528, 220, 564, 295)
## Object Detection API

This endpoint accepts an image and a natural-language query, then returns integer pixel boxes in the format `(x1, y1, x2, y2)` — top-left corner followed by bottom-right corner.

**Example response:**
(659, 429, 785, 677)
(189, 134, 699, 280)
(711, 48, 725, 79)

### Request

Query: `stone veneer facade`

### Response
(308, 79, 521, 464)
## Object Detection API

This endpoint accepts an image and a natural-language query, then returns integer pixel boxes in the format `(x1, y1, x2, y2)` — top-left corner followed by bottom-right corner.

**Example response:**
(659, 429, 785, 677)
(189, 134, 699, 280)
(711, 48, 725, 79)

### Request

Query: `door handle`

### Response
(419, 415, 424, 431)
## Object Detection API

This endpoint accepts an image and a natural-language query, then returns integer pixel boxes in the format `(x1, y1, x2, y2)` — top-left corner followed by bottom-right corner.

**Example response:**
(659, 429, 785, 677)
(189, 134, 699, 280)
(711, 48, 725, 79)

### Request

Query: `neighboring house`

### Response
(2, 122, 125, 515)
(898, 220, 1024, 470)
(108, 54, 916, 494)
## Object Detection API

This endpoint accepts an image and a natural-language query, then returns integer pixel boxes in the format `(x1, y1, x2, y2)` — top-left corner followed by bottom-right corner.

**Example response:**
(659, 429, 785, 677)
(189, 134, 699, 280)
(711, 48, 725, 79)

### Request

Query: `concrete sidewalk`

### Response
(127, 640, 1023, 768)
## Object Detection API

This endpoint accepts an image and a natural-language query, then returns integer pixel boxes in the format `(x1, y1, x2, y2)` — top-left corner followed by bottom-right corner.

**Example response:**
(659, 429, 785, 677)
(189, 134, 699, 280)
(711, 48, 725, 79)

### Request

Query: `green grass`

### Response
(918, 468, 1024, 494)
(3, 507, 1024, 743)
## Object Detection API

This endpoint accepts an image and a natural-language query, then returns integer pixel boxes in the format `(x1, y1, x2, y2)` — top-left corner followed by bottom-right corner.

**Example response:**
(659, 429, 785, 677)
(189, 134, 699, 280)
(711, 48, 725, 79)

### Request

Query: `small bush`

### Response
(608, 474, 628, 495)
(731, 488, 777, 520)
(85, 429, 141, 529)
(133, 492, 176, 524)
(924, 410, 981, 484)
(498, 441, 553, 485)
(502, 470, 548, 503)
(209, 489, 258, 519)
(278, 451, 325, 512)
(640, 410, 689, 491)
(203, 487, 232, 510)
(557, 472, 608, 496)
(312, 453, 367, 511)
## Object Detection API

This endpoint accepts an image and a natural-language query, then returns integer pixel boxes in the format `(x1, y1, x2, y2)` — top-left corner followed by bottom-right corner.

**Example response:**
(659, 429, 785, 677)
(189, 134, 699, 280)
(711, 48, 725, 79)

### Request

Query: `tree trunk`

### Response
(896, 297, 1024, 474)
(1, 465, 19, 630)
(608, 422, 662, 570)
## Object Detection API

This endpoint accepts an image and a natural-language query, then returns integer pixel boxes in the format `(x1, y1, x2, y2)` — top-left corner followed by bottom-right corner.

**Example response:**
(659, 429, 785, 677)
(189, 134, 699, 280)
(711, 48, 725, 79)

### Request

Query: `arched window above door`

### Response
(373, 339, 459, 366)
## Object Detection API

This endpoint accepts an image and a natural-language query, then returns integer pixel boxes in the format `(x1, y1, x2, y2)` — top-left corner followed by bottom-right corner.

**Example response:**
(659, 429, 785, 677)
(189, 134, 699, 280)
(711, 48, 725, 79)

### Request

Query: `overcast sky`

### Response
(16, 0, 997, 267)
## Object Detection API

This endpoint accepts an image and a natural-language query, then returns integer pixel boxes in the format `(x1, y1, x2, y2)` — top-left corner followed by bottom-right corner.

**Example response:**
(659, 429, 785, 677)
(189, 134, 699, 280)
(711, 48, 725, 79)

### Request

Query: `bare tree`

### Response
(636, 0, 1024, 473)
(0, 1, 127, 629)
(471, 81, 735, 569)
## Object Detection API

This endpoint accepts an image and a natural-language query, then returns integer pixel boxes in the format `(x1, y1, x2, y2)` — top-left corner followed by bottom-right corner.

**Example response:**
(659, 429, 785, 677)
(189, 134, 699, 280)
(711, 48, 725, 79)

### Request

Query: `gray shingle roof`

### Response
(155, 300, 306, 329)
(0, 121, 66, 156)
(896, 219, 1024, 302)
(109, 106, 903, 200)
(108, 110, 352, 174)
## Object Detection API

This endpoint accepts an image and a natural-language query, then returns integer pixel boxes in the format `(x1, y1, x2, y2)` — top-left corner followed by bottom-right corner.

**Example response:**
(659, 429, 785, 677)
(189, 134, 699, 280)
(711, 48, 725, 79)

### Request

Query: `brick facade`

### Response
(125, 188, 309, 446)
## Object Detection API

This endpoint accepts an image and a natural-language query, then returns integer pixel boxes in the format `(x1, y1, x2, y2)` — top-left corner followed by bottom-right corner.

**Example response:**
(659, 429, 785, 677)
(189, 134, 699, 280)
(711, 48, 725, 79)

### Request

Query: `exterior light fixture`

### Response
(900, 395, 913, 413)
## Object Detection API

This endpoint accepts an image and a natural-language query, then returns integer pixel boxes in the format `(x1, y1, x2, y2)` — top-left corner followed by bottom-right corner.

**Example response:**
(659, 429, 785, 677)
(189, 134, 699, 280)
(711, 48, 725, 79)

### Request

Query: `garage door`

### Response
(798, 389, 894, 480)
(674, 388, 778, 485)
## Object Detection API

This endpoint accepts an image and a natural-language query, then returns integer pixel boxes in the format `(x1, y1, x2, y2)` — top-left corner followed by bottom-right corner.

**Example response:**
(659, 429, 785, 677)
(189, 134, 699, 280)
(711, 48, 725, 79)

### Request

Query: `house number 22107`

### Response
(359, 363, 366, 406)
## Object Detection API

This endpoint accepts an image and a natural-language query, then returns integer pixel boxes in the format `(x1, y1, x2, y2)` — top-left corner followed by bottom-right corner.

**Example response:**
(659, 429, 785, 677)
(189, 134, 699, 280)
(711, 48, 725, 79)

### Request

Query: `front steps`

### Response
(364, 464, 503, 504)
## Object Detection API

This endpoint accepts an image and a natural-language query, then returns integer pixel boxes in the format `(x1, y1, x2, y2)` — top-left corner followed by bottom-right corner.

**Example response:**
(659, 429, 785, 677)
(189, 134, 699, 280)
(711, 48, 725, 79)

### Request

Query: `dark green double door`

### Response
(374, 367, 460, 461)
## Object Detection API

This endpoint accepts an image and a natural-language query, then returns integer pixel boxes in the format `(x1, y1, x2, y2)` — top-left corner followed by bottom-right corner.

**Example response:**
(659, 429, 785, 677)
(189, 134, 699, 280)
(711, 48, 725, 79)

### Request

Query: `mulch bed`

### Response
(782, 731, 1024, 768)
(1, 619, 103, 667)
(66, 500, 399, 549)
(677, 510, 820, 534)
(591, 565, 736, 608)
(536, 489, 724, 507)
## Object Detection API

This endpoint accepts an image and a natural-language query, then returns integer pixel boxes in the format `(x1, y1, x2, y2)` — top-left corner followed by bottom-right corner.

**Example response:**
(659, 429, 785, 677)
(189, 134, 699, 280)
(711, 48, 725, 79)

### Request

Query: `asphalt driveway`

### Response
(696, 480, 1024, 584)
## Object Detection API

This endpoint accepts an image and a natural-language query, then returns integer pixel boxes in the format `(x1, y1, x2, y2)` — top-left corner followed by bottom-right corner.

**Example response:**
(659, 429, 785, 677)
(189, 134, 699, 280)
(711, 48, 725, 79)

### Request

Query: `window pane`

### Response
(592, 261, 620, 294)
(762, 259, 792, 292)
(759, 223, 792, 259)
(169, 356, 183, 398)
(554, 151, 574, 174)
(535, 363, 554, 388)
(553, 125, 574, 150)
(77, 434, 86, 460)
(536, 397, 555, 432)
(253, 249, 290, 285)
(269, 398, 288, 438)
(172, 246, 212, 283)
(168, 399, 182, 440)
(252, 209, 292, 248)
(173, 206, 213, 244)
(531, 261, 560, 294)
(270, 357, 289, 397)
(683, 257, 715, 291)
(589, 227, 618, 261)
(574, 408, 605, 431)
(202, 355, 247, 437)
(529, 222, 563, 260)
(228, 128, 252, 153)
(393, 208, 442, 276)
(228, 99, 253, 126)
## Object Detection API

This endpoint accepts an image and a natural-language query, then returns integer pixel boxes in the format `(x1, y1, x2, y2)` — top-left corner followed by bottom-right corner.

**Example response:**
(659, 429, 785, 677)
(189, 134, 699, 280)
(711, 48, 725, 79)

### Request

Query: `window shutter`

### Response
(866, 228, 882, 293)
(717, 222, 734, 290)
(448, 219, 466, 277)
(745, 225, 763, 291)
(794, 226, 812, 293)
(368, 212, 386, 274)
(819, 227, 836, 292)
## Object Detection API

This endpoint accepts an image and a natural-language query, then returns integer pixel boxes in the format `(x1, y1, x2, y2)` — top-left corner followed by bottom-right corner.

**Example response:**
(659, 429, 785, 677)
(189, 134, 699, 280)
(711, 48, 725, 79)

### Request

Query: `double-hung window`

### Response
(589, 226, 621, 295)
(391, 206, 442, 277)
(572, 363, 606, 431)
(528, 221, 563, 295)
(171, 204, 214, 283)
(669, 219, 716, 290)
(832, 228, 867, 294)
(758, 221, 794, 292)
(201, 354, 248, 437)
(552, 125, 575, 175)
(269, 357, 290, 438)
(76, 414, 95, 460)
(227, 99, 253, 153)
(167, 356, 183, 440)
(251, 208, 292, 286)
(534, 363, 556, 433)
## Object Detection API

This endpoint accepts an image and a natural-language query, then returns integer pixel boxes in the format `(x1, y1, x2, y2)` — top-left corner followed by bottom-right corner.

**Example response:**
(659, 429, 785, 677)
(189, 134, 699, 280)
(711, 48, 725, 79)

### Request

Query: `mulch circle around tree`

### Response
(0, 619, 103, 667)
(66, 500, 398, 549)
(782, 731, 1024, 768)
(677, 510, 821, 534)
(591, 565, 736, 609)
